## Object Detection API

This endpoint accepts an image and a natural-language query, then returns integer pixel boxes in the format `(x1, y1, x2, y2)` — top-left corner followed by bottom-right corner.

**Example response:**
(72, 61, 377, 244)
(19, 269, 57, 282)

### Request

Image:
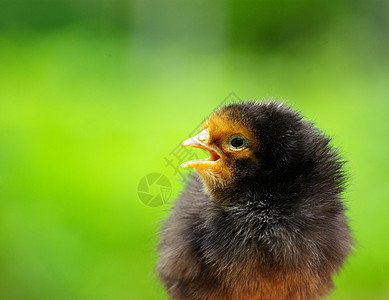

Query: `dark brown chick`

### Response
(157, 101, 351, 300)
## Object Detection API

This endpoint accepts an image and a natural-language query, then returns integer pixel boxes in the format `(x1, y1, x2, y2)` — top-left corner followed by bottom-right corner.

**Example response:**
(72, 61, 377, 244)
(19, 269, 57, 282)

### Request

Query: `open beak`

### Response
(180, 129, 222, 169)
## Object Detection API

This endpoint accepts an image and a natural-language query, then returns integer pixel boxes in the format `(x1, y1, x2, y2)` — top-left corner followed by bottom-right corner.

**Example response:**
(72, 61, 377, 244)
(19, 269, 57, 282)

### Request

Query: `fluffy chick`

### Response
(157, 101, 351, 300)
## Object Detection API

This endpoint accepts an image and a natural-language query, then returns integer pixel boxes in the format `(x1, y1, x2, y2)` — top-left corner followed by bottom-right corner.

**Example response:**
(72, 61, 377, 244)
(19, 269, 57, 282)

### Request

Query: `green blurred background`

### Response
(0, 0, 389, 299)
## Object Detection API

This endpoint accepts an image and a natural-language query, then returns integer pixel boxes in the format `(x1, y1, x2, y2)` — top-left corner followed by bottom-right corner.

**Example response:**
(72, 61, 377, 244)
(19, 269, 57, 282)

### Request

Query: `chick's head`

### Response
(181, 101, 307, 204)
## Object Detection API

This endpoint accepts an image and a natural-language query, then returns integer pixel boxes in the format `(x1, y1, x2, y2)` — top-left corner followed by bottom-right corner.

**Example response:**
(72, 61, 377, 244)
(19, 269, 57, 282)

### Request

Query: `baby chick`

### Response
(157, 101, 351, 300)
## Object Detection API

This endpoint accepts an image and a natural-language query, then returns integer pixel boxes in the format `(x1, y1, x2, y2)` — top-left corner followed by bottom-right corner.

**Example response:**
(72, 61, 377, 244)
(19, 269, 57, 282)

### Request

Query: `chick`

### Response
(157, 101, 351, 300)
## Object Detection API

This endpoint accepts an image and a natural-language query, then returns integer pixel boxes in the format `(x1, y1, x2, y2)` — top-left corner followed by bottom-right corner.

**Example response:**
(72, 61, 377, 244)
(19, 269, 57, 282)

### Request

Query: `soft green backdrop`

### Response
(0, 1, 388, 299)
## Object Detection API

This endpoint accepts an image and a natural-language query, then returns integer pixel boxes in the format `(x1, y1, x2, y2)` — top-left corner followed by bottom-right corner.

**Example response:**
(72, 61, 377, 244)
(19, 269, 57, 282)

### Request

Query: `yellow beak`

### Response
(180, 129, 222, 169)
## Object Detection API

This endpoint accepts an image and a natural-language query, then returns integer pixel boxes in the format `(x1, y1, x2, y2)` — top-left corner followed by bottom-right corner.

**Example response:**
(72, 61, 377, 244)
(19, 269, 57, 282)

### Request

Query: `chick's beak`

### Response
(180, 128, 222, 169)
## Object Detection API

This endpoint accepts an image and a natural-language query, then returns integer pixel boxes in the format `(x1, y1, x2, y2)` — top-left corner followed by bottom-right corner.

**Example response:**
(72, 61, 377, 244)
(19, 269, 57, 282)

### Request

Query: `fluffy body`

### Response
(157, 101, 351, 300)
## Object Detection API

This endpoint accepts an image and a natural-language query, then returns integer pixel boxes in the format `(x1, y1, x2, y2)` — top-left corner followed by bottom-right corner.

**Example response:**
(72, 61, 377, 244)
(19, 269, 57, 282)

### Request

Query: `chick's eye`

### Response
(229, 136, 247, 149)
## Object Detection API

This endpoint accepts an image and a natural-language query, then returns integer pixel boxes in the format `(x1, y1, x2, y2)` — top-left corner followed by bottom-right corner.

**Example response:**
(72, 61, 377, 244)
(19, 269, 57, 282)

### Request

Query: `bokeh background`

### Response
(1, 0, 389, 299)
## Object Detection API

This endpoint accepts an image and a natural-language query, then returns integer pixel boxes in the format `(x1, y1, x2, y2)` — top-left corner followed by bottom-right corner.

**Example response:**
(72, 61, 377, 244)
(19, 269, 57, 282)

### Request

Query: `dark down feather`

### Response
(157, 101, 352, 300)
